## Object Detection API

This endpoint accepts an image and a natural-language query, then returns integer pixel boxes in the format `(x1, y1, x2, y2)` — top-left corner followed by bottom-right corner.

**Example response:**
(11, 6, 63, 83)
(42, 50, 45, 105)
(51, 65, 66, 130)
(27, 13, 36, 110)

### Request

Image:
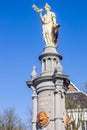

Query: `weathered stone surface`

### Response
(26, 46, 70, 130)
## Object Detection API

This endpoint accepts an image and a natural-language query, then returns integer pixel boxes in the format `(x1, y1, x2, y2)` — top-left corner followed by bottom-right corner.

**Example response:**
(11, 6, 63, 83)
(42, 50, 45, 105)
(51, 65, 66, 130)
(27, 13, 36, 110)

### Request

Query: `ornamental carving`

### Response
(37, 111, 49, 127)
(65, 114, 71, 127)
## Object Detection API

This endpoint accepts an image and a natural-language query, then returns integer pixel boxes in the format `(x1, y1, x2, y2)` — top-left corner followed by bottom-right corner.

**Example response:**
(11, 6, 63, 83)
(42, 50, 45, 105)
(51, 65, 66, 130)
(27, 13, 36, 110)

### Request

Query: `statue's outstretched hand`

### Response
(32, 4, 43, 13)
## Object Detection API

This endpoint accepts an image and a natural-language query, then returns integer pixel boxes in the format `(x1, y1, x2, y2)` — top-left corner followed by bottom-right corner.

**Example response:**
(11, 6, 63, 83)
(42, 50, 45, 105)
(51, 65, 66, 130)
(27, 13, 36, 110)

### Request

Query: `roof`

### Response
(65, 92, 87, 109)
(66, 82, 80, 93)
(65, 82, 87, 109)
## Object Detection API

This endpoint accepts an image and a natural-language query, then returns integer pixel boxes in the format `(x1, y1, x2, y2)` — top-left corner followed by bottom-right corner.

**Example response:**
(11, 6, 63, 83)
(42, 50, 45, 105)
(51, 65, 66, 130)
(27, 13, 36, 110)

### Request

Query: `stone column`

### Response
(42, 59, 44, 73)
(31, 86, 37, 130)
(84, 121, 86, 130)
(54, 79, 65, 130)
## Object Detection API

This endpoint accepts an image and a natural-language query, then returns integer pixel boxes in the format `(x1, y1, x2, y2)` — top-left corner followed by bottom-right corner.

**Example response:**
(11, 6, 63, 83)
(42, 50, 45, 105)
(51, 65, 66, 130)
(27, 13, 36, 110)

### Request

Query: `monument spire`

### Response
(27, 3, 70, 130)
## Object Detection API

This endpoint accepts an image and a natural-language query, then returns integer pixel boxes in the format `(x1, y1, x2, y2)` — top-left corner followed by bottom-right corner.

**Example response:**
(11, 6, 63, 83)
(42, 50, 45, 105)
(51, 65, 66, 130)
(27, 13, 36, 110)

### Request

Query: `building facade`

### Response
(65, 84, 87, 130)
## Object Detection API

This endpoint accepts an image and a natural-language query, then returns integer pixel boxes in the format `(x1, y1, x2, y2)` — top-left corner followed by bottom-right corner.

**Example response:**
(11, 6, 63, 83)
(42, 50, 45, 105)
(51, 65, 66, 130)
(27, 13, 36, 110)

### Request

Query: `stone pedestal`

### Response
(26, 46, 70, 130)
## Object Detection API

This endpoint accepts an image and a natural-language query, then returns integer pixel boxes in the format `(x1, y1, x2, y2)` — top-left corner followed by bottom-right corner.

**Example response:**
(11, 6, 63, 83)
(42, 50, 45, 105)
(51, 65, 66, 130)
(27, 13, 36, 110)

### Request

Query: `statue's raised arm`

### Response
(32, 3, 60, 48)
(32, 4, 43, 13)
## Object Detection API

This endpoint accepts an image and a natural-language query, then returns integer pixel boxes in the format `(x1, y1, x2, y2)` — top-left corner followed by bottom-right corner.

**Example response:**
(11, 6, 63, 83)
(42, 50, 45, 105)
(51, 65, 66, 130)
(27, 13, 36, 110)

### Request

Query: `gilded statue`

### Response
(32, 3, 60, 48)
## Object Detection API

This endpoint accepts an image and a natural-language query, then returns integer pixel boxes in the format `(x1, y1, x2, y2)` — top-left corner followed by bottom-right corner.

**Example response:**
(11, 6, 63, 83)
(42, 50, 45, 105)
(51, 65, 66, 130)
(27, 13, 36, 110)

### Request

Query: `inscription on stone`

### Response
(38, 96, 51, 106)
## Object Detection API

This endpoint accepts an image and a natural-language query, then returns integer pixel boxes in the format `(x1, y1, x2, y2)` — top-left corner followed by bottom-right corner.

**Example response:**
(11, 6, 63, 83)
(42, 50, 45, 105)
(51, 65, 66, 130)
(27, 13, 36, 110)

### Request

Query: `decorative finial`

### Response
(31, 66, 38, 80)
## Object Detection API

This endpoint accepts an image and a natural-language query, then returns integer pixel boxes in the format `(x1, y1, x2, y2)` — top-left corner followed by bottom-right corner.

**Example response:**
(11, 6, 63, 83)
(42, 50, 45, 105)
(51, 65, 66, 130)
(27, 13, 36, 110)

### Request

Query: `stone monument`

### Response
(26, 3, 70, 130)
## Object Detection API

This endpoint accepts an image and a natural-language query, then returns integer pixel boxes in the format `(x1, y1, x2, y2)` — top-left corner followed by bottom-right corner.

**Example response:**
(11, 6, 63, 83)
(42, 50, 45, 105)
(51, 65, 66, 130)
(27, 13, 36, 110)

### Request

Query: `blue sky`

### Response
(0, 0, 87, 122)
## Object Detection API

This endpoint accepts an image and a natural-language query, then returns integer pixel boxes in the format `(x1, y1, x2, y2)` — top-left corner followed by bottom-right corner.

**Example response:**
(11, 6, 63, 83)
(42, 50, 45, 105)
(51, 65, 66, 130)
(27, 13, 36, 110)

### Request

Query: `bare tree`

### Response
(0, 108, 26, 130)
(26, 107, 32, 130)
(3, 108, 21, 129)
